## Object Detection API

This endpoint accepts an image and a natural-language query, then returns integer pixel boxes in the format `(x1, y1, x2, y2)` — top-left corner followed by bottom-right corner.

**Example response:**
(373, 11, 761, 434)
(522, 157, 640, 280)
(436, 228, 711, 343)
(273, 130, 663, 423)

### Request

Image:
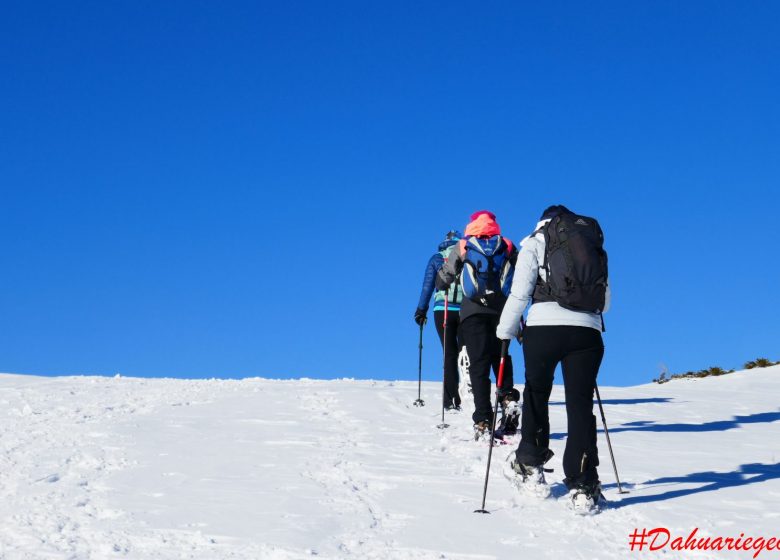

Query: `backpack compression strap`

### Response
(503, 237, 514, 256)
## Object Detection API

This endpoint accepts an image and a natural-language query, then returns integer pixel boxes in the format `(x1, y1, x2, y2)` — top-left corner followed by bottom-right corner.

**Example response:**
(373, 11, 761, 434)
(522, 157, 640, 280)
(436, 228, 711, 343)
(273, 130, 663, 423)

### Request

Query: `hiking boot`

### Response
(473, 420, 490, 441)
(569, 480, 603, 515)
(504, 454, 551, 498)
(497, 387, 521, 405)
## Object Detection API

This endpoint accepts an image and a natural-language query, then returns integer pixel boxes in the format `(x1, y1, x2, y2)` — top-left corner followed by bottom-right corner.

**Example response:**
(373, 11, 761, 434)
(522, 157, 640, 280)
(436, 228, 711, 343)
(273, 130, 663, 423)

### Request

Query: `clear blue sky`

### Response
(1, 1, 778, 386)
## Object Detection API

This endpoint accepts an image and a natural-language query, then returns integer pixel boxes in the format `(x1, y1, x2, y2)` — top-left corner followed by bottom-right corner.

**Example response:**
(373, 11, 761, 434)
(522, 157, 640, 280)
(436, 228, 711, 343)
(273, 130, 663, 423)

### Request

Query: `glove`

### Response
(496, 328, 512, 341)
(414, 309, 427, 326)
(497, 323, 523, 342)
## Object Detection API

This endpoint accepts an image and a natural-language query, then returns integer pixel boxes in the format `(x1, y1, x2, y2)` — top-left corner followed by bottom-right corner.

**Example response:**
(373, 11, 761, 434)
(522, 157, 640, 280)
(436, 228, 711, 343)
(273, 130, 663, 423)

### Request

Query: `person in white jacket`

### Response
(496, 204, 610, 510)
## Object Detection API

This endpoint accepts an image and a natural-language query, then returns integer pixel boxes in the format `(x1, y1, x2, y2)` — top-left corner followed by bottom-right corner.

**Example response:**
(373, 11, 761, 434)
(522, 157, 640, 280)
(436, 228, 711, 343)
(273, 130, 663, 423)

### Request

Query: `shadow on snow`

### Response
(549, 397, 674, 406)
(549, 410, 780, 440)
(603, 410, 780, 434)
(607, 462, 780, 508)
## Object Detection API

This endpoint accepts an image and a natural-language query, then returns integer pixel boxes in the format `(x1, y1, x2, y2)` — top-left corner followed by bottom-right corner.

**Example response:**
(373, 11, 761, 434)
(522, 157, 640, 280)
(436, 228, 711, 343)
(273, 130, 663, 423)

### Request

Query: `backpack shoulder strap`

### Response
(502, 237, 515, 256)
(535, 220, 555, 289)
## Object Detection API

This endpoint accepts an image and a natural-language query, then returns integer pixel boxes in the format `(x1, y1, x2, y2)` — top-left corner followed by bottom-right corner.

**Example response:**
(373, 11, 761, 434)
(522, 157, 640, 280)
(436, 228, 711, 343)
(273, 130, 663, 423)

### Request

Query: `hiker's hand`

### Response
(414, 309, 427, 326)
(496, 327, 514, 341)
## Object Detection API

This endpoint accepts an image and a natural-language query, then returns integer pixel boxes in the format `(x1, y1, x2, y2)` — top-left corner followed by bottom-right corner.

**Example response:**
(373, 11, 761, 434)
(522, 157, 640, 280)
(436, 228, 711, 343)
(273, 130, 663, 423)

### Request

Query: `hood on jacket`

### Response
(464, 212, 501, 237)
(438, 229, 462, 251)
(520, 218, 551, 246)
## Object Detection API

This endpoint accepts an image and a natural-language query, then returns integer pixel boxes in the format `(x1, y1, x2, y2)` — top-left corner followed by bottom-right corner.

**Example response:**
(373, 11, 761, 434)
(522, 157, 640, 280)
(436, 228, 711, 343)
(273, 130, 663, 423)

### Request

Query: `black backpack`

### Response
(534, 212, 608, 313)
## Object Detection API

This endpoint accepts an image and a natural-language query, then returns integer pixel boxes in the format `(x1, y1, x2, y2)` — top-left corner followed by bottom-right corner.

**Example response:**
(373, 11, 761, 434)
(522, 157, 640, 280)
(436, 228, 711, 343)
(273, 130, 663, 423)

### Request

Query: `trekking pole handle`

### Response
(496, 339, 509, 389)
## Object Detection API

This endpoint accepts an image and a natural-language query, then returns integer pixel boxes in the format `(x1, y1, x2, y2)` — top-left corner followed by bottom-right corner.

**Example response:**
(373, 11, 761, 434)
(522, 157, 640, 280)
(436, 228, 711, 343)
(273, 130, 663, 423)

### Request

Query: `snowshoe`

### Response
(458, 347, 472, 395)
(473, 420, 505, 444)
(473, 421, 490, 441)
(568, 481, 604, 515)
(503, 452, 551, 499)
(495, 389, 521, 437)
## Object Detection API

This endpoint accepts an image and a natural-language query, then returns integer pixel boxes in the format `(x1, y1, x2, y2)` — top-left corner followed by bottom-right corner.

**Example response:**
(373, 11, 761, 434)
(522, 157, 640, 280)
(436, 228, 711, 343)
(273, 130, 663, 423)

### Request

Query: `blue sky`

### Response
(1, 1, 778, 386)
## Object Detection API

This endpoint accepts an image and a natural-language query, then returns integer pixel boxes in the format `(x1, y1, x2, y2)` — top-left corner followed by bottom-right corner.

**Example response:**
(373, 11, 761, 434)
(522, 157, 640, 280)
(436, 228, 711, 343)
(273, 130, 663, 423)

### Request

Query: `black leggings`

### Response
(515, 326, 604, 486)
(434, 310, 462, 407)
(459, 314, 514, 424)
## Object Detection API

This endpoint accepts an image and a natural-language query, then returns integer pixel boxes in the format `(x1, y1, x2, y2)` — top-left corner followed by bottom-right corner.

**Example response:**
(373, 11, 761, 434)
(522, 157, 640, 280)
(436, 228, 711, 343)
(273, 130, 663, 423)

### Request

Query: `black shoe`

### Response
(569, 480, 603, 514)
(497, 387, 521, 403)
(505, 455, 551, 498)
(444, 404, 462, 412)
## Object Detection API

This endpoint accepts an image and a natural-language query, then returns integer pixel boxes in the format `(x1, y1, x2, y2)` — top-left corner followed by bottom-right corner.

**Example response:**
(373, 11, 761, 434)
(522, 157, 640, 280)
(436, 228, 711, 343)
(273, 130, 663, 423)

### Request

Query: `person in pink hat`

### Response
(436, 210, 520, 440)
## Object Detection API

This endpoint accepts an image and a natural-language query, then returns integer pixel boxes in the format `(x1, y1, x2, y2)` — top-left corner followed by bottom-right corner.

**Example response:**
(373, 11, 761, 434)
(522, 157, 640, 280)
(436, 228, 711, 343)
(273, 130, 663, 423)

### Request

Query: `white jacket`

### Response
(496, 219, 611, 339)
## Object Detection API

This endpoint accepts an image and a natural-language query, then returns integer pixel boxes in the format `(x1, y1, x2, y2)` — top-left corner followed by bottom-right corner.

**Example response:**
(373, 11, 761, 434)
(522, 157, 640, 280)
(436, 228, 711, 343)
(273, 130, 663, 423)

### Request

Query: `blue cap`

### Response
(445, 229, 462, 241)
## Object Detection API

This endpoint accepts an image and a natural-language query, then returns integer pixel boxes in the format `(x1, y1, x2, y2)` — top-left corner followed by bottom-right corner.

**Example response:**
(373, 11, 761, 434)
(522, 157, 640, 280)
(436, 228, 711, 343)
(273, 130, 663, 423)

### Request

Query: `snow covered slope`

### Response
(2, 367, 779, 559)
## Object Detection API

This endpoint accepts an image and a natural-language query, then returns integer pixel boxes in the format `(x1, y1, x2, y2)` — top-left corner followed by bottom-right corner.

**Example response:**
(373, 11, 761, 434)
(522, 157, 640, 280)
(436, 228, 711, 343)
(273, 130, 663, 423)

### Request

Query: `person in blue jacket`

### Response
(414, 230, 464, 410)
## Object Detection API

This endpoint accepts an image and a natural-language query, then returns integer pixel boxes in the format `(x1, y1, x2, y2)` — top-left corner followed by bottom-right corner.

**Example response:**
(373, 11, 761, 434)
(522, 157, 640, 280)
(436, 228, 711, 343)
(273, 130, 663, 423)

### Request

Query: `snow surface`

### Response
(2, 367, 780, 559)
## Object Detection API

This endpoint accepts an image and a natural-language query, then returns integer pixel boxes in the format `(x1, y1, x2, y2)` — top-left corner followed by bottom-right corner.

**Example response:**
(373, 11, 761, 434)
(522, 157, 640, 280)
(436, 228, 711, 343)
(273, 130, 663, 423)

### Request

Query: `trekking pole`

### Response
(437, 298, 450, 429)
(474, 339, 510, 513)
(594, 383, 628, 494)
(414, 322, 425, 407)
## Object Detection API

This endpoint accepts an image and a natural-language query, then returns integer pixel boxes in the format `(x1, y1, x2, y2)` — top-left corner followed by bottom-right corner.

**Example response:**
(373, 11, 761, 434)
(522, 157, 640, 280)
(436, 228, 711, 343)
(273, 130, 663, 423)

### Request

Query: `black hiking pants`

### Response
(434, 309, 462, 407)
(459, 314, 514, 424)
(515, 326, 604, 486)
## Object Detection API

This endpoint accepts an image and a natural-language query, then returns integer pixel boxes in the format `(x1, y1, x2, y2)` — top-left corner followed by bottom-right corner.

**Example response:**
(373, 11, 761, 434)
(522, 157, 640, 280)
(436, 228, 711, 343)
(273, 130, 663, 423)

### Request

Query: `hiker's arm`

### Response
(416, 254, 441, 313)
(497, 238, 539, 340)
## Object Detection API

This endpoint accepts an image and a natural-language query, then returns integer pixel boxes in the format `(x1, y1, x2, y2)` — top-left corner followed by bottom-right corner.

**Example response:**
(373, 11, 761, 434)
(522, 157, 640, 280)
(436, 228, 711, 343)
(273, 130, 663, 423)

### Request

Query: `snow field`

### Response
(1, 366, 779, 559)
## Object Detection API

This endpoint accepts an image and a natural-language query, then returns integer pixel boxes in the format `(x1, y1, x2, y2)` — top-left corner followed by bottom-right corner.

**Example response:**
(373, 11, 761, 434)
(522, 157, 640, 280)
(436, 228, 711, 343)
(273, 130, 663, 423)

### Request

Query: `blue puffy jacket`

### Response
(416, 239, 463, 313)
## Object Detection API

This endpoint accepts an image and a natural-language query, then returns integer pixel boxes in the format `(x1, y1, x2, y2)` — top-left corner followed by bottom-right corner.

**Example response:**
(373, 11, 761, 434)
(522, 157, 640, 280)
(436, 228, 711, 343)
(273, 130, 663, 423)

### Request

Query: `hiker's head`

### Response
(465, 211, 501, 237)
(540, 205, 573, 221)
(469, 210, 496, 221)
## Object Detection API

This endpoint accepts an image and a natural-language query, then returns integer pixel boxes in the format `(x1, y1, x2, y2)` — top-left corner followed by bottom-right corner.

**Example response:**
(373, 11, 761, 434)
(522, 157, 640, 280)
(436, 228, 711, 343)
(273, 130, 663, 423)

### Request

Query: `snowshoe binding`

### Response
(495, 388, 521, 438)
(503, 450, 554, 499)
(473, 420, 490, 442)
(568, 480, 605, 515)
(473, 420, 505, 444)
